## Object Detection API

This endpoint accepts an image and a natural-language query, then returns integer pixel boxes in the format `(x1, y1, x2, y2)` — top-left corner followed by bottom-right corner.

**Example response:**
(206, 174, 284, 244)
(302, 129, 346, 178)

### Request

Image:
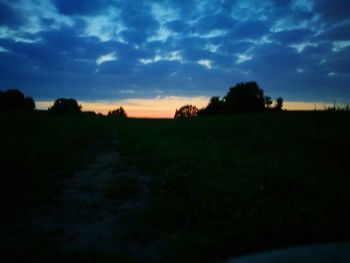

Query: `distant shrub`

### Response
(49, 98, 82, 114)
(325, 103, 350, 111)
(0, 89, 35, 111)
(264, 96, 273, 109)
(174, 105, 198, 118)
(275, 97, 284, 111)
(108, 107, 127, 118)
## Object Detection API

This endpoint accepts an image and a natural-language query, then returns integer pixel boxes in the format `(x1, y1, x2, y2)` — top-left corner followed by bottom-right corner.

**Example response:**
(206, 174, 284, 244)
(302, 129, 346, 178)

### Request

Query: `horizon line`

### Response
(34, 96, 342, 118)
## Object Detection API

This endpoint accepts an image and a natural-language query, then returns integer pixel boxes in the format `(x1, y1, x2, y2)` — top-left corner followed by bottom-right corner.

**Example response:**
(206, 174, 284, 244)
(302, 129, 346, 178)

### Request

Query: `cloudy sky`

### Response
(0, 0, 349, 115)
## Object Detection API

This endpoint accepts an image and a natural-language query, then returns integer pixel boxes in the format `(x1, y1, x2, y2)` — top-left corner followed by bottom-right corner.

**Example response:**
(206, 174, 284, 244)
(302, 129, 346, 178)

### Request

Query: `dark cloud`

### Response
(97, 42, 153, 75)
(119, 2, 159, 32)
(177, 36, 206, 48)
(229, 20, 270, 40)
(270, 29, 314, 44)
(324, 47, 350, 74)
(138, 60, 182, 77)
(0, 37, 95, 74)
(0, 2, 24, 28)
(319, 23, 350, 41)
(300, 42, 333, 61)
(52, 0, 108, 15)
(0, 51, 28, 78)
(97, 59, 135, 75)
(161, 0, 200, 19)
(314, 0, 350, 22)
(240, 43, 303, 74)
(120, 30, 149, 46)
(195, 15, 236, 34)
(165, 20, 193, 34)
(0, 23, 112, 68)
(270, 0, 293, 7)
(181, 48, 214, 61)
(218, 42, 253, 54)
(116, 2, 159, 45)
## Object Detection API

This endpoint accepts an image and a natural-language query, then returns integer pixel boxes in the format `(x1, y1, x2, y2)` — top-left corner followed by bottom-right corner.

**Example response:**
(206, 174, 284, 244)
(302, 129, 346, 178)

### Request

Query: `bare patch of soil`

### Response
(1, 136, 167, 262)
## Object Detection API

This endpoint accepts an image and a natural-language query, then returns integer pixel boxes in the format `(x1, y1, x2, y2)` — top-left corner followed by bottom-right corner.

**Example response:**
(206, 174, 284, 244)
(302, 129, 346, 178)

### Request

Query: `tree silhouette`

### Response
(264, 96, 273, 109)
(198, 81, 284, 116)
(108, 107, 127, 118)
(24, 97, 36, 111)
(174, 105, 198, 118)
(275, 97, 283, 110)
(224, 82, 265, 113)
(49, 98, 82, 114)
(198, 96, 225, 115)
(0, 89, 35, 111)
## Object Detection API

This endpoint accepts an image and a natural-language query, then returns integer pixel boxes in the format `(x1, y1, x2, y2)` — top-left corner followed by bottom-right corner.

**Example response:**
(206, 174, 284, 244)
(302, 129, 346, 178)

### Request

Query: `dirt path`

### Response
(1, 136, 166, 262)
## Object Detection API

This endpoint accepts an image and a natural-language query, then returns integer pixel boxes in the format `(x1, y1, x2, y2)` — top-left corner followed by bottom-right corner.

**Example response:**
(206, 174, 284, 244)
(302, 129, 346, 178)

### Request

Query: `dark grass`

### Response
(0, 111, 117, 221)
(104, 175, 141, 200)
(1, 239, 133, 263)
(2, 110, 350, 262)
(116, 111, 350, 262)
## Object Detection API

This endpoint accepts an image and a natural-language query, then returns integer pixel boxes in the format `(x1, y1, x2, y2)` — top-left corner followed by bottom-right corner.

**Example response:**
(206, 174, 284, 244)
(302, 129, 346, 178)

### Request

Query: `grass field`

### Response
(0, 111, 117, 221)
(116, 111, 350, 262)
(1, 110, 350, 262)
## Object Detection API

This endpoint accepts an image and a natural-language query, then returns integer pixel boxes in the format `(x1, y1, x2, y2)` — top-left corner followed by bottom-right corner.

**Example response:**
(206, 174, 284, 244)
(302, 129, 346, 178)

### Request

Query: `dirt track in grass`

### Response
(1, 136, 166, 262)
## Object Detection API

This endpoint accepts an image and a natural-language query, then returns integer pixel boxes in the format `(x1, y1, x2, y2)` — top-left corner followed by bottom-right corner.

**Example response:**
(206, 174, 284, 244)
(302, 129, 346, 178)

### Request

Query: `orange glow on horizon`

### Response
(36, 96, 210, 118)
(36, 98, 336, 118)
(283, 101, 334, 111)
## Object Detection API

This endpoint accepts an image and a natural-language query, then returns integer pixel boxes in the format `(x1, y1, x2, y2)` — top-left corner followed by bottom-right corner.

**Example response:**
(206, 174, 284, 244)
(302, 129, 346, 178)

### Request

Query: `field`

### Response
(0, 111, 117, 221)
(117, 111, 350, 261)
(1, 110, 350, 262)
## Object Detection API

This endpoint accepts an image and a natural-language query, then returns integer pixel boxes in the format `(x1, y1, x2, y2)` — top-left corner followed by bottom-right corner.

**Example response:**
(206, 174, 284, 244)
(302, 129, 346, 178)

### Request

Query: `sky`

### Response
(0, 0, 349, 116)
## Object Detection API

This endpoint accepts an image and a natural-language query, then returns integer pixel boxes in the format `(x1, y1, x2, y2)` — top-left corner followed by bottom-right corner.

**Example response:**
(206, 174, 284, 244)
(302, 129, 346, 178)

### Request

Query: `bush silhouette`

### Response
(108, 107, 127, 118)
(0, 89, 35, 111)
(49, 98, 82, 114)
(174, 105, 198, 118)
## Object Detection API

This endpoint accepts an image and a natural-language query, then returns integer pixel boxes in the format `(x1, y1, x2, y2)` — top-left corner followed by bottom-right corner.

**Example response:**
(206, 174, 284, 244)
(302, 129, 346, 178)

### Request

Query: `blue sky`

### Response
(0, 0, 350, 105)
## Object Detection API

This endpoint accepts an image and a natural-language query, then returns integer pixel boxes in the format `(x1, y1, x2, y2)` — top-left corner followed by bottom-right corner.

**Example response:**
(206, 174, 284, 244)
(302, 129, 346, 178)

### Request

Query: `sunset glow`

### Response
(36, 96, 210, 118)
(36, 98, 336, 118)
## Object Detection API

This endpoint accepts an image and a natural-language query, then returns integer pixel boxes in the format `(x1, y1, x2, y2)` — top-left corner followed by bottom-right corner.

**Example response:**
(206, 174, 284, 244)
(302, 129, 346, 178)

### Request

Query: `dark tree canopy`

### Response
(24, 97, 36, 111)
(0, 89, 35, 111)
(108, 107, 127, 118)
(49, 98, 82, 114)
(224, 82, 265, 113)
(199, 81, 284, 116)
(174, 105, 198, 118)
(198, 96, 225, 115)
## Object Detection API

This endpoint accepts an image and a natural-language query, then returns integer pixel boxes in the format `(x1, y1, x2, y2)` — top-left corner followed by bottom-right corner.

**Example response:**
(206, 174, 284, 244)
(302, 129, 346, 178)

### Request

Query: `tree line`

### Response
(2, 82, 283, 119)
(48, 98, 126, 117)
(174, 82, 284, 118)
(0, 89, 127, 117)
